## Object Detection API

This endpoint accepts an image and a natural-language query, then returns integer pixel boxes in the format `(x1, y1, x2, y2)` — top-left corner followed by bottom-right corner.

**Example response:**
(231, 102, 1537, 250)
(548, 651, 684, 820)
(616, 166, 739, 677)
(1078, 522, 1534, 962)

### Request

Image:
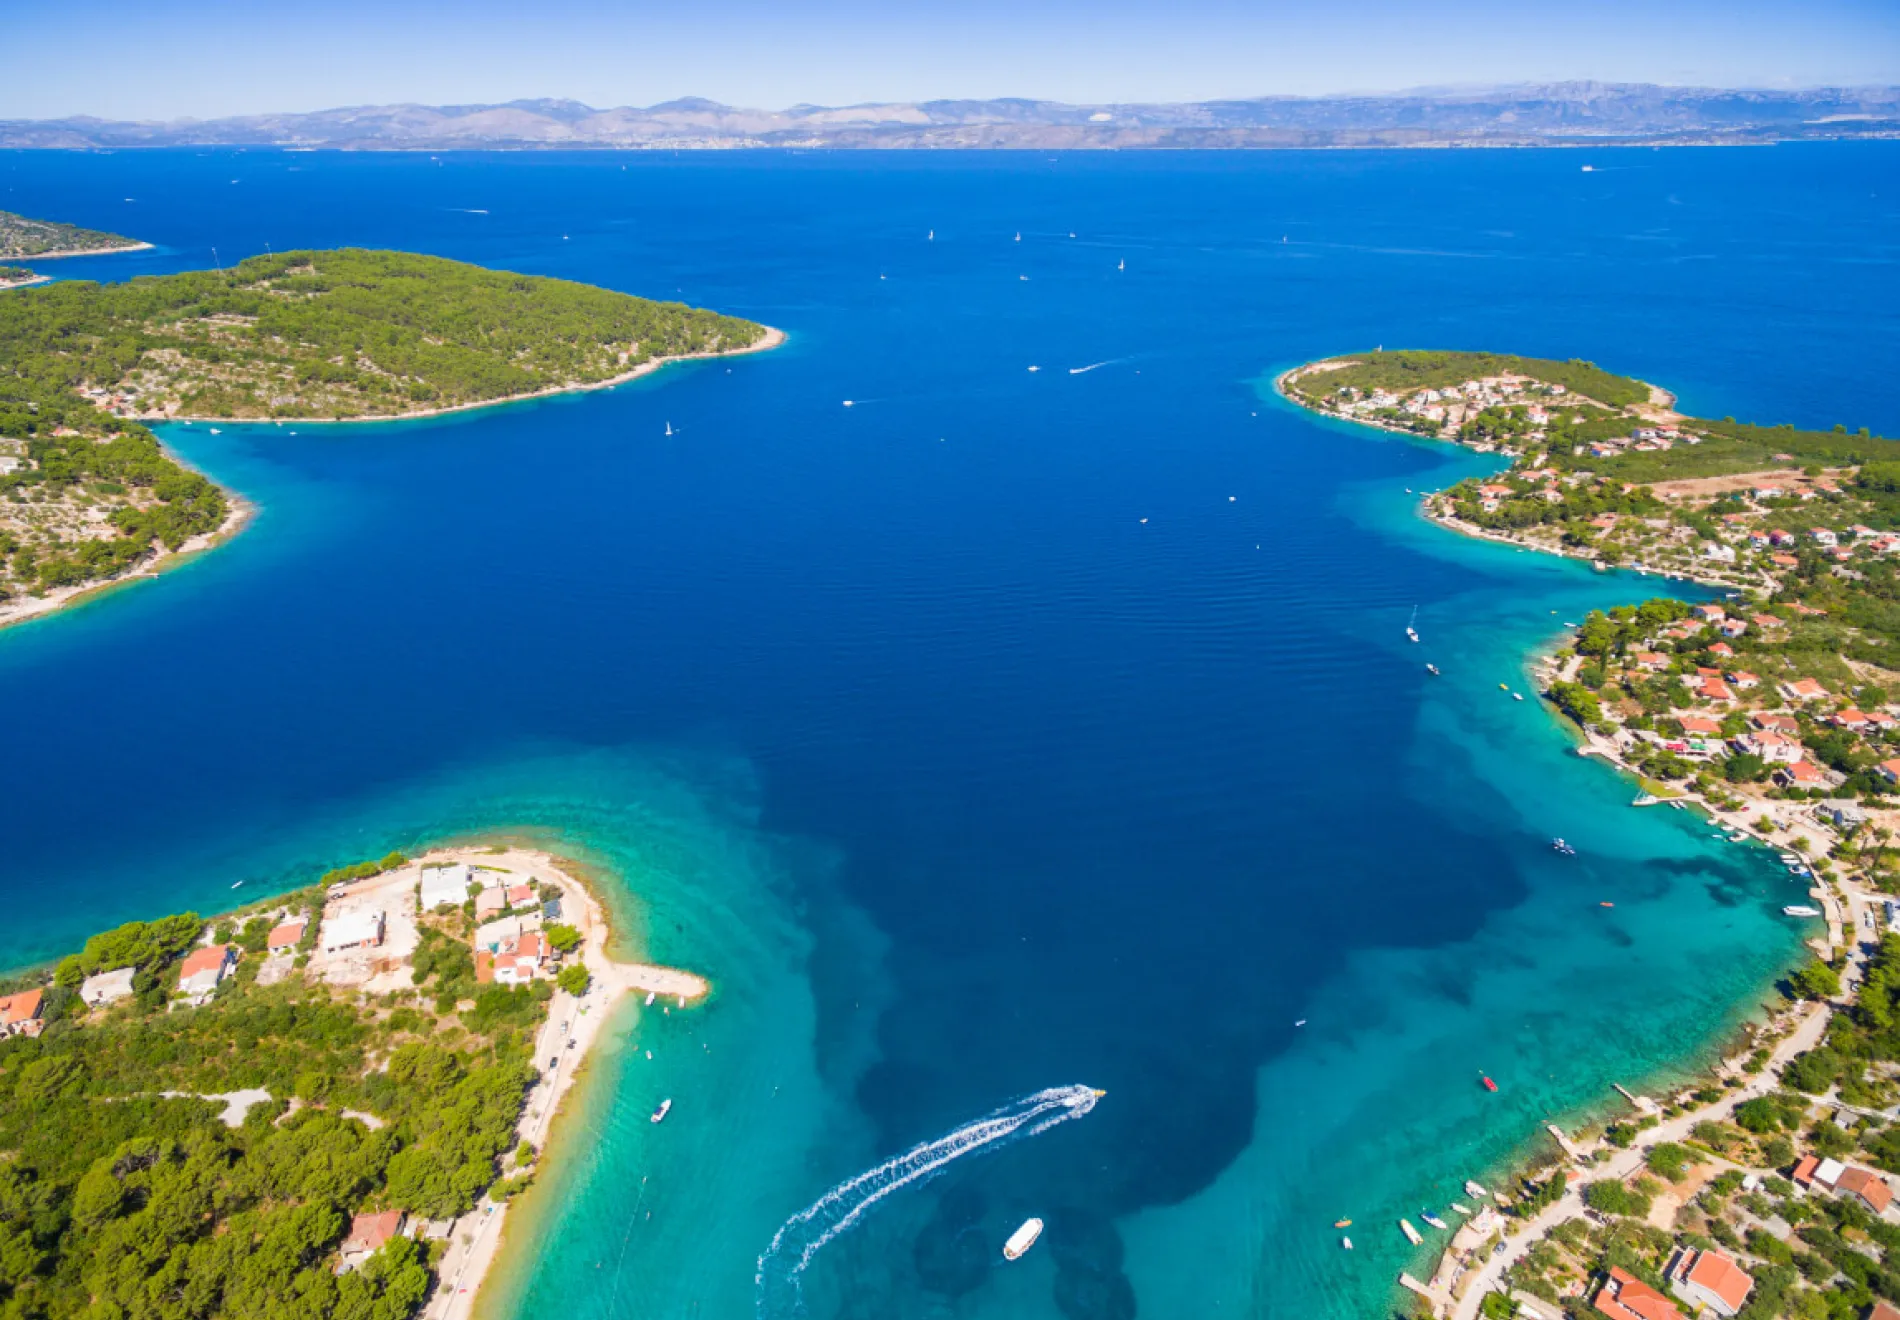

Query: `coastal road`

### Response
(1445, 996, 1835, 1320)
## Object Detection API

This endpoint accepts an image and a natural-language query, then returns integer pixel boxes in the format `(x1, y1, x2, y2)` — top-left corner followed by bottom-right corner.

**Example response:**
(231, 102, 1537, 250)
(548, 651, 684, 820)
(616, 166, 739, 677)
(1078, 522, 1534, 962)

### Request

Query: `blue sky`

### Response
(4, 0, 1897, 120)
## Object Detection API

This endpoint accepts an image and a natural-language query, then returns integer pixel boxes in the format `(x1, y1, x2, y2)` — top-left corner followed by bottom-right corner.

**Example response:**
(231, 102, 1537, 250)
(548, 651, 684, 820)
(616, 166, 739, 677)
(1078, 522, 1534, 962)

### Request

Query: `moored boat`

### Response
(1783, 905, 1822, 918)
(650, 1098, 672, 1123)
(1421, 1211, 1449, 1230)
(1480, 1074, 1499, 1093)
(1464, 1179, 1488, 1199)
(1341, 1236, 1352, 1250)
(1003, 1217, 1044, 1261)
(1399, 1219, 1423, 1245)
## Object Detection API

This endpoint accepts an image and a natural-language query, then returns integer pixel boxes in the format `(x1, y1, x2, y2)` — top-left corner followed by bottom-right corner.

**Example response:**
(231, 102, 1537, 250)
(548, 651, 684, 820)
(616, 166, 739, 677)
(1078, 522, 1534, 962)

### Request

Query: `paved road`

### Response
(1445, 989, 1839, 1319)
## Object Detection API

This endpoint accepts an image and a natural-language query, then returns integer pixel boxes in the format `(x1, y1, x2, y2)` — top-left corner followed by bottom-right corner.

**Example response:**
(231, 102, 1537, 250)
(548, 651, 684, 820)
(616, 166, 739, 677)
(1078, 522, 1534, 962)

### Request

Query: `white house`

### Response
(320, 909, 386, 955)
(178, 945, 237, 999)
(419, 864, 473, 910)
(80, 967, 136, 1008)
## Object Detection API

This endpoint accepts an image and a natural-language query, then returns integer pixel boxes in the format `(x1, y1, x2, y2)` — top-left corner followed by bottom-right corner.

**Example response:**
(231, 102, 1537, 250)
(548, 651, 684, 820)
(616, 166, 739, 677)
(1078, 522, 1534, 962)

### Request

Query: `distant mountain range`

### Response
(6, 84, 1900, 151)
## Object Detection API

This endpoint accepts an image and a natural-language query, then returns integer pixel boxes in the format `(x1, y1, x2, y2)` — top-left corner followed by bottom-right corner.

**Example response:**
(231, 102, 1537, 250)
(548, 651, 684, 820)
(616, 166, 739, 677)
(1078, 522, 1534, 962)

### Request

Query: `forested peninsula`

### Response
(0, 210, 146, 262)
(0, 248, 774, 624)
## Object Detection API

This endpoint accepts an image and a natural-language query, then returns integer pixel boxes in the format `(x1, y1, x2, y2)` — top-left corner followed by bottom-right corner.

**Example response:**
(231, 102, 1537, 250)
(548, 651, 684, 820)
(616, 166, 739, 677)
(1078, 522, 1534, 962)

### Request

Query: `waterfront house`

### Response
(340, 1210, 407, 1269)
(1779, 679, 1830, 703)
(320, 910, 385, 955)
(1668, 1248, 1753, 1317)
(474, 913, 542, 951)
(1820, 800, 1868, 829)
(419, 863, 473, 910)
(1770, 554, 1800, 569)
(493, 931, 547, 987)
(267, 918, 307, 955)
(1693, 604, 1727, 622)
(1793, 1155, 1894, 1213)
(80, 967, 136, 1008)
(504, 883, 536, 909)
(1703, 543, 1737, 564)
(1593, 1266, 1684, 1320)
(0, 990, 44, 1039)
(177, 945, 236, 999)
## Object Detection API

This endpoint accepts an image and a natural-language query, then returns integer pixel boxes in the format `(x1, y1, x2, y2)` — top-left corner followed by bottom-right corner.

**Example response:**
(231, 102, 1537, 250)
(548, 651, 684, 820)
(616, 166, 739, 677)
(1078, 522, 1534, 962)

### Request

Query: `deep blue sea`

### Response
(3, 145, 1897, 1319)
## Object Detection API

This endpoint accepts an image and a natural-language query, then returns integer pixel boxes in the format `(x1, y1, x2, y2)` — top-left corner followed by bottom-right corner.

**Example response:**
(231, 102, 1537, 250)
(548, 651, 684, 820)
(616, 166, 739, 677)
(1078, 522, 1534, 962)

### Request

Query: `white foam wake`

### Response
(755, 1084, 1101, 1316)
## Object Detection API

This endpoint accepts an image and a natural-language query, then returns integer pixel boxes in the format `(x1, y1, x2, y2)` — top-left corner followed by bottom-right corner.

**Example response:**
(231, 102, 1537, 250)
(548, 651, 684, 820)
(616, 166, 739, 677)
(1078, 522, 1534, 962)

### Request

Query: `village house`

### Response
(1779, 678, 1830, 703)
(1810, 528, 1839, 547)
(1751, 712, 1799, 734)
(1593, 1266, 1684, 1320)
(320, 910, 385, 955)
(474, 913, 542, 952)
(1751, 614, 1785, 630)
(177, 944, 236, 1000)
(1770, 553, 1800, 569)
(1731, 671, 1760, 690)
(339, 1209, 407, 1270)
(1878, 758, 1900, 785)
(0, 989, 44, 1038)
(419, 863, 474, 910)
(474, 886, 510, 920)
(1708, 642, 1736, 660)
(1632, 652, 1669, 673)
(1793, 1155, 1894, 1213)
(1835, 709, 1875, 732)
(1668, 1248, 1754, 1317)
(1679, 717, 1723, 738)
(80, 967, 136, 1008)
(493, 931, 547, 986)
(1718, 618, 1747, 638)
(1692, 604, 1726, 622)
(1736, 731, 1803, 764)
(504, 883, 535, 909)
(1776, 760, 1827, 789)
(1768, 528, 1795, 545)
(267, 918, 307, 955)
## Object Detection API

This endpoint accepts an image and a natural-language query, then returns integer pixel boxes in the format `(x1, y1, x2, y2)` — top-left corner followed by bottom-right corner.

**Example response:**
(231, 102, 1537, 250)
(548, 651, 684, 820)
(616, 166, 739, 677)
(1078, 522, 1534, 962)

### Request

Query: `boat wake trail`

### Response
(1068, 358, 1126, 374)
(755, 1084, 1101, 1316)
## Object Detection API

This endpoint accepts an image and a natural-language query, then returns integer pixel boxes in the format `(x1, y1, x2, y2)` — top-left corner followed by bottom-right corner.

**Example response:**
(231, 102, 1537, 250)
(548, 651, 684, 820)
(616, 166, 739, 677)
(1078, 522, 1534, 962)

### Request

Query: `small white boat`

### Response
(1027, 365, 1040, 372)
(1117, 259, 1125, 271)
(230, 881, 243, 889)
(1512, 693, 1524, 702)
(1632, 794, 1661, 807)
(1341, 1236, 1353, 1250)
(1014, 232, 1021, 242)
(650, 1098, 672, 1123)
(1421, 1211, 1449, 1231)
(1399, 1219, 1423, 1246)
(1783, 905, 1822, 918)
(1464, 1180, 1488, 1199)
(927, 229, 934, 240)
(1002, 1217, 1043, 1260)
(208, 428, 222, 435)
(1451, 1202, 1473, 1215)
(664, 422, 673, 436)
(644, 991, 656, 1005)
(1426, 664, 1440, 676)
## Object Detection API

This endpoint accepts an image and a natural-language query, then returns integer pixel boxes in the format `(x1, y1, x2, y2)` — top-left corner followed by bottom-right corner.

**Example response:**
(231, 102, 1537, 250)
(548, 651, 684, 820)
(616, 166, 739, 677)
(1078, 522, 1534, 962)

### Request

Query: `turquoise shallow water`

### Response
(2, 145, 1895, 1317)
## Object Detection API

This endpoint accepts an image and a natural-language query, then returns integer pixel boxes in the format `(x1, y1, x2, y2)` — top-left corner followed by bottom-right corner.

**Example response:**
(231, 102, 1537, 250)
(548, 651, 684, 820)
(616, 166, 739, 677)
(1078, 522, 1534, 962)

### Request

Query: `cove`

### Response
(1, 144, 1894, 1317)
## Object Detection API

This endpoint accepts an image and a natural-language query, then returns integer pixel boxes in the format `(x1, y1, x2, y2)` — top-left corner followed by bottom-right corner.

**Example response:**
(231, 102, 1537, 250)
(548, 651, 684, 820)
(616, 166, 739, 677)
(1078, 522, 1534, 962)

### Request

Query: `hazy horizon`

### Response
(6, 0, 1896, 122)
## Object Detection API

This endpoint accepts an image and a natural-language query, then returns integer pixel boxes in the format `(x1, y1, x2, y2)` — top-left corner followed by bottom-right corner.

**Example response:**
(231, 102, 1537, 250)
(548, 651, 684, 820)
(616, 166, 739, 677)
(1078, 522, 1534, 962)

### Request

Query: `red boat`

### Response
(1480, 1075, 1499, 1093)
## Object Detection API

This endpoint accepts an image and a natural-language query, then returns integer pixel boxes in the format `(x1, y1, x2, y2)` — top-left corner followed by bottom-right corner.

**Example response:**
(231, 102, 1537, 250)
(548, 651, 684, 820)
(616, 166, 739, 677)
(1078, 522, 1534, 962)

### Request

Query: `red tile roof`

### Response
(1836, 1166, 1893, 1212)
(179, 944, 233, 980)
(1593, 1267, 1684, 1320)
(1682, 1250, 1753, 1312)
(267, 920, 307, 951)
(0, 989, 43, 1028)
(344, 1209, 405, 1254)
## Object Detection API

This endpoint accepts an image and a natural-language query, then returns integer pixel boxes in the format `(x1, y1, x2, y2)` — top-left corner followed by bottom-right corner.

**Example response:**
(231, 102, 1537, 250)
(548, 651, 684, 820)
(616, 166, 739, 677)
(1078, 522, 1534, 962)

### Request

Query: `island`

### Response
(0, 266, 47, 291)
(0, 248, 780, 629)
(0, 843, 704, 1320)
(1285, 351, 1900, 1320)
(0, 209, 149, 262)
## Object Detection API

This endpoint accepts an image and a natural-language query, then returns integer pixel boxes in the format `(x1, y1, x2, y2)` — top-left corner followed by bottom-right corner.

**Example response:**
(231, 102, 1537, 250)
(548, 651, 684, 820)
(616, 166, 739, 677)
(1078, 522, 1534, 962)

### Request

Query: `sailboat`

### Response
(664, 422, 673, 437)
(1117, 259, 1125, 271)
(1405, 607, 1419, 644)
(1014, 231, 1022, 242)
(927, 229, 934, 241)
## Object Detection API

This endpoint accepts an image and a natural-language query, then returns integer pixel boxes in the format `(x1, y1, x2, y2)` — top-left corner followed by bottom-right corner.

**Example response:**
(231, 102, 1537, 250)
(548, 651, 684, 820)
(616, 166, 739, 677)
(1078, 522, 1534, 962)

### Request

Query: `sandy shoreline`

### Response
(133, 323, 786, 427)
(0, 490, 255, 634)
(418, 844, 708, 1320)
(0, 241, 154, 261)
(0, 323, 783, 636)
